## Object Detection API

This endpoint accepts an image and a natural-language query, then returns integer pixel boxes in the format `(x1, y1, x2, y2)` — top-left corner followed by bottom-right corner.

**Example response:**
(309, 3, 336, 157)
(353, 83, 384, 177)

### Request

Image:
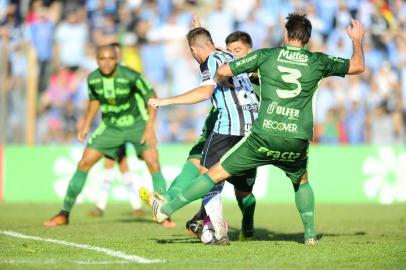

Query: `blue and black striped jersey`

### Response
(199, 51, 259, 136)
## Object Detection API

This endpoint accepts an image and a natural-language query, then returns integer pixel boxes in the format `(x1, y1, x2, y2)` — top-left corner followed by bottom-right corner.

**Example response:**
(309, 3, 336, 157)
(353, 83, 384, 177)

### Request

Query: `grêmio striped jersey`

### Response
(200, 51, 259, 136)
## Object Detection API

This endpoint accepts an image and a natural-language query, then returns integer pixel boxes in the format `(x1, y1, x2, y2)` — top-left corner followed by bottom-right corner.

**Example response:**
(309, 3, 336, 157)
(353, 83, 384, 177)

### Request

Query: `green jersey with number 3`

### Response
(87, 64, 153, 128)
(230, 45, 349, 141)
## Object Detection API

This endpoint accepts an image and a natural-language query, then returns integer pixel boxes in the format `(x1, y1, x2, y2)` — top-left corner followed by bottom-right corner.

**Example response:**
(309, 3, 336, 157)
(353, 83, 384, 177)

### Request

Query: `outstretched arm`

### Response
(347, 19, 365, 75)
(148, 84, 215, 109)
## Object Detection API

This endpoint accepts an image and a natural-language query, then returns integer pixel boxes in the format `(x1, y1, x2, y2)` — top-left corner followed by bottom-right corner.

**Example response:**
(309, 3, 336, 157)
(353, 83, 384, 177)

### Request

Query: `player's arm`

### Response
(78, 99, 100, 143)
(215, 50, 262, 83)
(142, 90, 158, 149)
(134, 75, 158, 148)
(347, 19, 365, 75)
(148, 85, 215, 109)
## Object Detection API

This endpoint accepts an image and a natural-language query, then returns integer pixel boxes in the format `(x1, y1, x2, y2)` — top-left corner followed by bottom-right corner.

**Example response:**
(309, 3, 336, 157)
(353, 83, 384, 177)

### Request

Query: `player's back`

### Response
(241, 46, 349, 141)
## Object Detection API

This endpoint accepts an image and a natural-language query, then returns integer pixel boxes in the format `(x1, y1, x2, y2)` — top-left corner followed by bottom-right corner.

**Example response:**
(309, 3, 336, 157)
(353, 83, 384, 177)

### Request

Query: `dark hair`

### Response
(285, 13, 312, 45)
(225, 31, 253, 48)
(186, 27, 214, 47)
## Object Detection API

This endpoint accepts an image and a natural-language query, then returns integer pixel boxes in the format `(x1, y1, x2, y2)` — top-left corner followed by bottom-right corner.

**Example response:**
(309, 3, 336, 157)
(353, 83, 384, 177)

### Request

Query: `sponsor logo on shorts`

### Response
(267, 102, 299, 120)
(262, 119, 297, 133)
(258, 147, 300, 162)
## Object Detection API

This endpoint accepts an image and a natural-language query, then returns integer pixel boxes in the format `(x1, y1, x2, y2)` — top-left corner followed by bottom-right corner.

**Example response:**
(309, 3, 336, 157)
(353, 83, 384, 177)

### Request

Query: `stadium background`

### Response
(0, 0, 405, 205)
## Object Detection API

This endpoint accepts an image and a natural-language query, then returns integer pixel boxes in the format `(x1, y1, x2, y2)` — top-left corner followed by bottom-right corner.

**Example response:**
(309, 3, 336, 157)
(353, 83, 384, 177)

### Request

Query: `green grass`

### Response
(0, 202, 405, 270)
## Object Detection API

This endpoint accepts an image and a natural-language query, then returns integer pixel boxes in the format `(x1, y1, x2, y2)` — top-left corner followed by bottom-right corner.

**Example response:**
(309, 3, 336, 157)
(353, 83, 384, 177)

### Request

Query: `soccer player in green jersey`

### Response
(88, 43, 146, 219)
(43, 45, 168, 227)
(142, 13, 365, 245)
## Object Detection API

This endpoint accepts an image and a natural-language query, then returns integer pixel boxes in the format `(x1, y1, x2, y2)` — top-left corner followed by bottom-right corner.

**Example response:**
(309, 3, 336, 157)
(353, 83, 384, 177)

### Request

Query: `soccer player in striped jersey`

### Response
(145, 27, 259, 244)
(184, 30, 260, 241)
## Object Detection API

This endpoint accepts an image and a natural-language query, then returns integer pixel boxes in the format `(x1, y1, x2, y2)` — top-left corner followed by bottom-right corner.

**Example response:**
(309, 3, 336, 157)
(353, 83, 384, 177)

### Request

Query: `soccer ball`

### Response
(199, 216, 228, 244)
(200, 220, 215, 244)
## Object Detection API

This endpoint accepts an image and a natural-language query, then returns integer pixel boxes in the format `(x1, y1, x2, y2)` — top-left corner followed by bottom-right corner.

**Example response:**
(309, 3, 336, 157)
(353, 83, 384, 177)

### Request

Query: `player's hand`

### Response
(192, 15, 201, 29)
(77, 126, 89, 143)
(148, 98, 169, 109)
(346, 19, 365, 43)
(141, 127, 157, 149)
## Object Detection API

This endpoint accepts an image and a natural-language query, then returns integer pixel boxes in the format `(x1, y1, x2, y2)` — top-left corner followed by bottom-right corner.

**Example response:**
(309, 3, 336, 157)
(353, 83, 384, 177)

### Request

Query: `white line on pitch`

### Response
(0, 230, 163, 264)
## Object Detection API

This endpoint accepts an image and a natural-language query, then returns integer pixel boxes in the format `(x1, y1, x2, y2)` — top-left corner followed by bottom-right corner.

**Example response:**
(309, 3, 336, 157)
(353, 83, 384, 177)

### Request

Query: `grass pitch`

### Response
(0, 202, 405, 270)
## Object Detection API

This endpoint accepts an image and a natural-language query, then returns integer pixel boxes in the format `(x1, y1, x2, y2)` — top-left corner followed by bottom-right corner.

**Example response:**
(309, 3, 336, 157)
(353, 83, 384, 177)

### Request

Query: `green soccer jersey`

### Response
(87, 64, 153, 128)
(230, 45, 349, 141)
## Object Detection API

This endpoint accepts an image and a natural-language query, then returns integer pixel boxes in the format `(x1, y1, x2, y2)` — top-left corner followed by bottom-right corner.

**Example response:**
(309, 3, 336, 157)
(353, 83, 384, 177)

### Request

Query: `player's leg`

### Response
(140, 147, 167, 195)
(293, 172, 317, 245)
(156, 133, 260, 220)
(272, 138, 317, 245)
(165, 158, 201, 201)
(89, 156, 116, 217)
(44, 148, 104, 227)
(229, 169, 257, 240)
(117, 148, 144, 216)
(44, 124, 124, 227)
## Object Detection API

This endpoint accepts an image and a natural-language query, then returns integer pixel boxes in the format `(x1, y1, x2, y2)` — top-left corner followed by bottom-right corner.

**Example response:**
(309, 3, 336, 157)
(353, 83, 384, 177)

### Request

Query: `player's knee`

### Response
(78, 158, 94, 172)
(142, 153, 160, 172)
(234, 189, 251, 198)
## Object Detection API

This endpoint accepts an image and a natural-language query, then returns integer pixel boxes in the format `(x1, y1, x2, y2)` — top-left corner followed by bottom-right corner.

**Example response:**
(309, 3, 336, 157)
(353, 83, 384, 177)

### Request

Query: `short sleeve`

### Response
(319, 53, 350, 78)
(230, 49, 263, 75)
(135, 75, 154, 102)
(87, 78, 98, 100)
(199, 55, 220, 86)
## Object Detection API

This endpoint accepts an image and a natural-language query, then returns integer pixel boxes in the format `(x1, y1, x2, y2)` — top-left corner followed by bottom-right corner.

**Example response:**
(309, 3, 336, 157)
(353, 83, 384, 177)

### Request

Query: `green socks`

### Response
(295, 182, 316, 240)
(151, 171, 167, 195)
(236, 193, 256, 236)
(161, 173, 216, 216)
(165, 161, 200, 200)
(62, 169, 88, 212)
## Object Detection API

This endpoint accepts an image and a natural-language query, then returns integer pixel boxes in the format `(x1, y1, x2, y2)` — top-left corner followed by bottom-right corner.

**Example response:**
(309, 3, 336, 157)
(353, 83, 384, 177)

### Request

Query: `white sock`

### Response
(203, 183, 226, 240)
(122, 172, 143, 210)
(96, 168, 115, 211)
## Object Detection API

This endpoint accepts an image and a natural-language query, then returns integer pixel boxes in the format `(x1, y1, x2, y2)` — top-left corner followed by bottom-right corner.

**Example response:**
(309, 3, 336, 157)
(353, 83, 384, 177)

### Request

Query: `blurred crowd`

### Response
(1, 0, 406, 145)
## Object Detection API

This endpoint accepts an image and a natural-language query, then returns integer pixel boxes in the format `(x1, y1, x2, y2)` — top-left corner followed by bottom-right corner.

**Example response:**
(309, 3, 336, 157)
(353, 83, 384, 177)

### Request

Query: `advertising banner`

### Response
(3, 145, 406, 204)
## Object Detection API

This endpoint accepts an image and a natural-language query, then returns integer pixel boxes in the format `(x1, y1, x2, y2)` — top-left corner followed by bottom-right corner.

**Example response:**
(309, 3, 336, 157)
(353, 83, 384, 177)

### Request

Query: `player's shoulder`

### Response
(87, 69, 102, 84)
(117, 64, 141, 79)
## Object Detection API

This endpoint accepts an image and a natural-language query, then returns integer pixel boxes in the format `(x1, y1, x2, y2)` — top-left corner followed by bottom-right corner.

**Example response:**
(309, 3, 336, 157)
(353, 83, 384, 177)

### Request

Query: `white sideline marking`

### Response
(0, 230, 163, 264)
(2, 260, 131, 265)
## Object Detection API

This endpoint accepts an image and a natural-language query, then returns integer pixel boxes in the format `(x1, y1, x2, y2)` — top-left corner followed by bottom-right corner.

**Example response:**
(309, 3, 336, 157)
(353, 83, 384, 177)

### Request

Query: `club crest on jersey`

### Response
(108, 98, 116, 105)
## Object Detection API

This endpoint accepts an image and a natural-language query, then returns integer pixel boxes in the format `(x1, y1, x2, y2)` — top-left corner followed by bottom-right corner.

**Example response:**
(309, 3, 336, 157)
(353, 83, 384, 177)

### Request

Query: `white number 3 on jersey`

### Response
(276, 66, 302, 99)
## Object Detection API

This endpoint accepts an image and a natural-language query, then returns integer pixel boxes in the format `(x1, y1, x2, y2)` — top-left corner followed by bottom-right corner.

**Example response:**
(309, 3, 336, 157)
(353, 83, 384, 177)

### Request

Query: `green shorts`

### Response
(221, 132, 309, 185)
(187, 106, 218, 160)
(87, 121, 147, 160)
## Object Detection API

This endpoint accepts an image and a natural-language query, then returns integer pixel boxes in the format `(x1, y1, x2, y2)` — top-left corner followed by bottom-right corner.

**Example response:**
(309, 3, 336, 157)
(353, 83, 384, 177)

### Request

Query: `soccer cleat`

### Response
(162, 218, 176, 228)
(139, 187, 152, 207)
(186, 219, 203, 238)
(150, 193, 168, 223)
(43, 213, 69, 227)
(205, 235, 230, 245)
(88, 207, 104, 217)
(304, 237, 319, 246)
(239, 231, 254, 241)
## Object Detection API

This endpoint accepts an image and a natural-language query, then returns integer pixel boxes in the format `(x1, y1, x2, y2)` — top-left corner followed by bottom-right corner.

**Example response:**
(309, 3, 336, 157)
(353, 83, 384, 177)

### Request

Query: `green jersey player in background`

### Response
(43, 45, 168, 227)
(141, 13, 365, 245)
